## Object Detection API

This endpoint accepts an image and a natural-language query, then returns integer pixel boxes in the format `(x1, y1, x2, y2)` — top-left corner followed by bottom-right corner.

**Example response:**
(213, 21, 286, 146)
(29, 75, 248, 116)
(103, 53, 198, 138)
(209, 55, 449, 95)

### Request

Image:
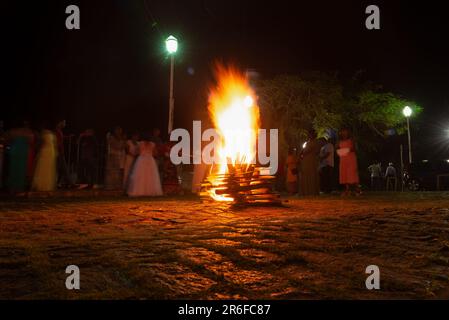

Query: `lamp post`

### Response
(165, 35, 178, 134)
(403, 106, 413, 164)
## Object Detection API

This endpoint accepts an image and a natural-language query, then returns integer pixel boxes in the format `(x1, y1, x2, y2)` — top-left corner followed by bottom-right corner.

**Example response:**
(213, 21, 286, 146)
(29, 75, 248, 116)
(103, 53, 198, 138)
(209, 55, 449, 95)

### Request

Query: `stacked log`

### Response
(200, 163, 281, 205)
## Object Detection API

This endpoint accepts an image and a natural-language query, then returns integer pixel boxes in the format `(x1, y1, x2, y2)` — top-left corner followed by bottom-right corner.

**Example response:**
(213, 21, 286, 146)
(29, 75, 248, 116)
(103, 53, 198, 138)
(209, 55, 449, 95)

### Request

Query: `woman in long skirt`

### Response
(32, 129, 57, 191)
(337, 128, 361, 196)
(5, 126, 34, 193)
(123, 133, 140, 188)
(104, 126, 125, 190)
(127, 138, 163, 197)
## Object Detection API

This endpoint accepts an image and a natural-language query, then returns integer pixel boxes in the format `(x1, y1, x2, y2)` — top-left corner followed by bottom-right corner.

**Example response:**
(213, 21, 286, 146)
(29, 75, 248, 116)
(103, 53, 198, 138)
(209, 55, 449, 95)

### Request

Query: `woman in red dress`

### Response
(337, 128, 361, 196)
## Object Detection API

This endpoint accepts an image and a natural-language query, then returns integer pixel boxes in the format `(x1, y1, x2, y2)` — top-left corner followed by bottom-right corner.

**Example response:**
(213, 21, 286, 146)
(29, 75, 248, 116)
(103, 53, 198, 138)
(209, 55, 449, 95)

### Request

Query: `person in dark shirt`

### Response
(55, 120, 74, 188)
(77, 129, 98, 188)
(150, 128, 163, 146)
(385, 162, 397, 178)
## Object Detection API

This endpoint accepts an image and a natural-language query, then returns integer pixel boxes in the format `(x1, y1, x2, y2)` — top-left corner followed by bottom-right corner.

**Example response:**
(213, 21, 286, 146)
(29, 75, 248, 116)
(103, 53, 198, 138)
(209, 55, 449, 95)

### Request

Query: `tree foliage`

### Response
(256, 73, 422, 156)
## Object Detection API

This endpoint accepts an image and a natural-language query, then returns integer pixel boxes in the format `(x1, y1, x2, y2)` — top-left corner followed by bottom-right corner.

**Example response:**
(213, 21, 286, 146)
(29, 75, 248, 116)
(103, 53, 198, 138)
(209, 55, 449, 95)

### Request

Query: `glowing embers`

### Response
(201, 163, 280, 205)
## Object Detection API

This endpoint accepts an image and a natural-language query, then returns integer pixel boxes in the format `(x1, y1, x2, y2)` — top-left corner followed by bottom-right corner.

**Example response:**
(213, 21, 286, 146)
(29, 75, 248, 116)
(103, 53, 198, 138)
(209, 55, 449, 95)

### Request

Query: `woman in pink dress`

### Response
(337, 128, 361, 196)
(127, 137, 163, 197)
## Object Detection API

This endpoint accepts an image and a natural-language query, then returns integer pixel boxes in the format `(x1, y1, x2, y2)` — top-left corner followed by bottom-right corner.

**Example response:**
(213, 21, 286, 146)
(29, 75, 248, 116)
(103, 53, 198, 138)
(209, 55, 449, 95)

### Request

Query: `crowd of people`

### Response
(0, 120, 170, 197)
(285, 127, 402, 196)
(0, 120, 402, 197)
(285, 128, 362, 196)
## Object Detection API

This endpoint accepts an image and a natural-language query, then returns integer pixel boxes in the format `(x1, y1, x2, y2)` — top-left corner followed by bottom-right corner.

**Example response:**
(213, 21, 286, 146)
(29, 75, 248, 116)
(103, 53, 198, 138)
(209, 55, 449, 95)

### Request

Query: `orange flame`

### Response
(207, 65, 260, 201)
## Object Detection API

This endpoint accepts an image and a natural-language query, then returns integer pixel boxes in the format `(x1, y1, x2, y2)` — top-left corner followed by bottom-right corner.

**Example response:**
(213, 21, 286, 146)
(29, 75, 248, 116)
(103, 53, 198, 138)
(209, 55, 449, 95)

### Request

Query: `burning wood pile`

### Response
(200, 163, 281, 205)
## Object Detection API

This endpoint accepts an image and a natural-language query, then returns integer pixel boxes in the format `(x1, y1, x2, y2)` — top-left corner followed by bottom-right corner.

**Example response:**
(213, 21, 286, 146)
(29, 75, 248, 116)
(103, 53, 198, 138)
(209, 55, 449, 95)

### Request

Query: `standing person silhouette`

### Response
(127, 133, 163, 197)
(337, 128, 361, 196)
(299, 130, 320, 196)
(105, 126, 126, 190)
(32, 124, 57, 192)
(55, 120, 73, 188)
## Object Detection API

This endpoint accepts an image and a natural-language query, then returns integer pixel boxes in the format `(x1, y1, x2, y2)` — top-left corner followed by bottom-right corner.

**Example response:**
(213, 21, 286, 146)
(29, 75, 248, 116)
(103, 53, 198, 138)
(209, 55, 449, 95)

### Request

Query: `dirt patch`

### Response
(1, 193, 449, 299)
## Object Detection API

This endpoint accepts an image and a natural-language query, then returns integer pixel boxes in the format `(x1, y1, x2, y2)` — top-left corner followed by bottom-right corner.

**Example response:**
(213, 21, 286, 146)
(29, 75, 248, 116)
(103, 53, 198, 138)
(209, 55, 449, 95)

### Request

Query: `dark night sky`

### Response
(2, 0, 449, 159)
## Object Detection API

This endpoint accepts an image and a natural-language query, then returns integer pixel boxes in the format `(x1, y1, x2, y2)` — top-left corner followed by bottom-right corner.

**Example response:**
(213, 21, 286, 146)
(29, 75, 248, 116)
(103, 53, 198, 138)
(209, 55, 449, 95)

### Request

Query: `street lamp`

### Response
(403, 106, 413, 164)
(165, 35, 178, 134)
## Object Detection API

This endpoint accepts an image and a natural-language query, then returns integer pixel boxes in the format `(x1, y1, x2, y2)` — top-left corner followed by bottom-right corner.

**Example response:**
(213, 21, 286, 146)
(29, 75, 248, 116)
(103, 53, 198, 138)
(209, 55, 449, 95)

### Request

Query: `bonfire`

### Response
(200, 65, 280, 205)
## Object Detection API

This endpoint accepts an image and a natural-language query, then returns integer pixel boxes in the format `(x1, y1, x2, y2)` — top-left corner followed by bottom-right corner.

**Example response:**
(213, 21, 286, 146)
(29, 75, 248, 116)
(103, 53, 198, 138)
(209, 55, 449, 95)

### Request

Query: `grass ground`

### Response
(0, 192, 448, 299)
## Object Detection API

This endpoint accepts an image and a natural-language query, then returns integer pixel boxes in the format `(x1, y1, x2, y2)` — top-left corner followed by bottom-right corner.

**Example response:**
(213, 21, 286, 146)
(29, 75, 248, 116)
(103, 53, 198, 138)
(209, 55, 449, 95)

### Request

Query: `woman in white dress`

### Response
(123, 133, 140, 188)
(127, 137, 163, 197)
